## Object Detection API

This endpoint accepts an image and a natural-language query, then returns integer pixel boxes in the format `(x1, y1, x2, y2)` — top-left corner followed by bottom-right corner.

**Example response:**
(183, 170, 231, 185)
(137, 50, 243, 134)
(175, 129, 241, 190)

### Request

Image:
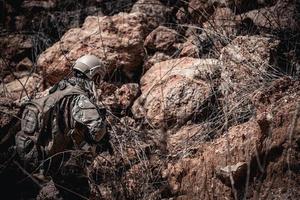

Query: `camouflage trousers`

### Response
(48, 150, 92, 200)
(15, 130, 95, 200)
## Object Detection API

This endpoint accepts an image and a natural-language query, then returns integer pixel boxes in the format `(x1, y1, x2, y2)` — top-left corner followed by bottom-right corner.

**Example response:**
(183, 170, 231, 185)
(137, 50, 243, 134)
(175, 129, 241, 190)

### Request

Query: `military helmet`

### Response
(73, 55, 106, 80)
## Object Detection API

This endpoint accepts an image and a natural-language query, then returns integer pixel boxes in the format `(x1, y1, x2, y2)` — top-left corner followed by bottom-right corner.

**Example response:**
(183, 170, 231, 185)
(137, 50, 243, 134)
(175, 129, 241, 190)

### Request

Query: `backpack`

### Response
(16, 80, 87, 168)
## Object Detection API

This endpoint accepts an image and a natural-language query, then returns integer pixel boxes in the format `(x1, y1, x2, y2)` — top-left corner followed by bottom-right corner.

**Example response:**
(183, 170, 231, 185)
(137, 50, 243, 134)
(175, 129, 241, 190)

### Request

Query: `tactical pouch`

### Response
(21, 106, 38, 134)
(15, 131, 40, 169)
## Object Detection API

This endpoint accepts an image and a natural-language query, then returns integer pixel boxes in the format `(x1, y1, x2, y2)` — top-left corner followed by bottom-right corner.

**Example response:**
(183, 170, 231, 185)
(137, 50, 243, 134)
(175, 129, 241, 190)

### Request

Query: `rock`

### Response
(0, 97, 20, 149)
(162, 159, 196, 195)
(249, 80, 300, 199)
(176, 7, 189, 24)
(216, 162, 248, 187)
(188, 0, 278, 24)
(179, 39, 200, 58)
(219, 35, 280, 124)
(0, 34, 32, 69)
(16, 57, 33, 71)
(22, 0, 58, 10)
(167, 123, 209, 156)
(241, 0, 300, 31)
(15, 15, 27, 31)
(0, 59, 5, 72)
(100, 83, 140, 110)
(144, 26, 178, 53)
(143, 52, 171, 72)
(36, 180, 61, 200)
(0, 74, 43, 101)
(37, 12, 148, 84)
(188, 0, 216, 24)
(187, 31, 224, 58)
(202, 7, 238, 38)
(226, 0, 278, 14)
(132, 57, 220, 127)
(171, 120, 262, 198)
(131, 0, 171, 31)
(169, 82, 300, 197)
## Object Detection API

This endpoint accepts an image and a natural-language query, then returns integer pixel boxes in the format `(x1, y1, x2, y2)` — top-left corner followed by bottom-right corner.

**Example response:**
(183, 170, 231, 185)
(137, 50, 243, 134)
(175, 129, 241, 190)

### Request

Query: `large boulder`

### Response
(37, 12, 148, 84)
(132, 57, 220, 127)
(220, 35, 280, 90)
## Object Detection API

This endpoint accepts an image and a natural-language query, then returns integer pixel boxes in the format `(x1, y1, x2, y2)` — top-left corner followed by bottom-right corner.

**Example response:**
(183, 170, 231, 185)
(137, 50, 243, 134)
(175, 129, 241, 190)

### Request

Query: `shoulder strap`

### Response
(24, 83, 88, 135)
(27, 84, 87, 112)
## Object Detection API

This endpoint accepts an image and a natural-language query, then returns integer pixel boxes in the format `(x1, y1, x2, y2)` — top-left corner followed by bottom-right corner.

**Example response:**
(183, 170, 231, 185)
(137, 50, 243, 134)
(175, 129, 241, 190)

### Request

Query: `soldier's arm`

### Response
(72, 95, 107, 143)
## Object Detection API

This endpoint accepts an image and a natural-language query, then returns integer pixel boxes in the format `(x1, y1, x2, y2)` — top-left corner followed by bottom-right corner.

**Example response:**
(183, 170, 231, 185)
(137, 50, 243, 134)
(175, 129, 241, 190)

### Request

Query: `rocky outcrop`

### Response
(0, 0, 106, 74)
(132, 57, 220, 127)
(163, 119, 262, 197)
(163, 78, 300, 199)
(37, 12, 148, 84)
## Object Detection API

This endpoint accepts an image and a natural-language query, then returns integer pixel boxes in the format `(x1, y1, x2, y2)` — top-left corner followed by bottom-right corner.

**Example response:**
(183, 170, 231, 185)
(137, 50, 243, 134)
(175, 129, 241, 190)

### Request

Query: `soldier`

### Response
(15, 54, 108, 200)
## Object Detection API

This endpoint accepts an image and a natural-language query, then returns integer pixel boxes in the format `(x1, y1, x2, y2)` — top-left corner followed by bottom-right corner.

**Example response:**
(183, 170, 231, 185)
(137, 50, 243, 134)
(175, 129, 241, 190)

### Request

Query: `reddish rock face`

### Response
(37, 12, 148, 85)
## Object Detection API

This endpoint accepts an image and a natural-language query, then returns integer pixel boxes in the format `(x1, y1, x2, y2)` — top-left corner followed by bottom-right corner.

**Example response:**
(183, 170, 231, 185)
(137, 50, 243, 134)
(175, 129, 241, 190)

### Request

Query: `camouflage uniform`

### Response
(16, 77, 106, 200)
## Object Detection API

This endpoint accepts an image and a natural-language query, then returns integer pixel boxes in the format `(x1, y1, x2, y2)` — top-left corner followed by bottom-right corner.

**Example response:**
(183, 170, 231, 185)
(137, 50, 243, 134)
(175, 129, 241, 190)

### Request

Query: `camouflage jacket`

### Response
(16, 78, 106, 166)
